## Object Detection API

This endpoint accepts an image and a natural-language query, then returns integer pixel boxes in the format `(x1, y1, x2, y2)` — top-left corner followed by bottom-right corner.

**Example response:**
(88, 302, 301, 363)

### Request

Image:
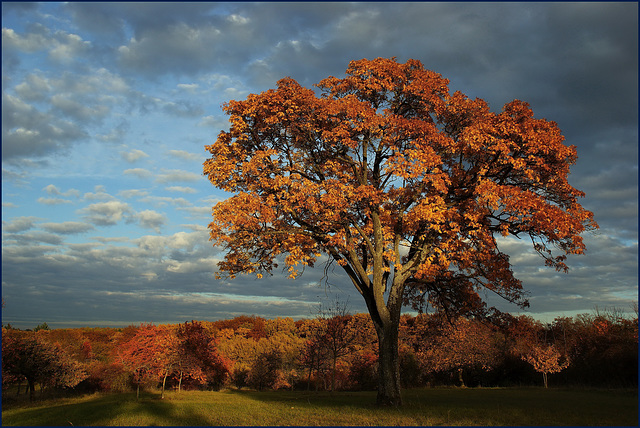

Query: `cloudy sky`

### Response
(2, 2, 637, 329)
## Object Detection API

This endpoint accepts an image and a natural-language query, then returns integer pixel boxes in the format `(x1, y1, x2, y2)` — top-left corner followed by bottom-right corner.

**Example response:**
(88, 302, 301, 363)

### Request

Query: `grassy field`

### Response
(1, 387, 637, 426)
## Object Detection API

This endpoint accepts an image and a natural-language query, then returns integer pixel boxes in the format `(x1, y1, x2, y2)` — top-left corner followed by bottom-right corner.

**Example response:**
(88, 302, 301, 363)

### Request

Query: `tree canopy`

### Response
(203, 57, 597, 405)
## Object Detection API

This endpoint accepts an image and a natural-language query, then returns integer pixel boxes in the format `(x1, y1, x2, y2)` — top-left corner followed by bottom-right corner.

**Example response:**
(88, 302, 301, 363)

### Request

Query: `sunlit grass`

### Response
(2, 387, 637, 426)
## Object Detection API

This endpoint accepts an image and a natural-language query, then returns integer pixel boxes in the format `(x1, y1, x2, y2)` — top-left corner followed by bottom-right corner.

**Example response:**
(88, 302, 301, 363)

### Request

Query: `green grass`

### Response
(2, 387, 637, 426)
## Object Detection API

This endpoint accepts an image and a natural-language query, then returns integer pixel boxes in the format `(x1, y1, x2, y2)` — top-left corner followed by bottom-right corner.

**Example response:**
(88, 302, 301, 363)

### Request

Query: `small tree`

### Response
(522, 344, 570, 388)
(299, 333, 329, 390)
(116, 324, 179, 399)
(33, 322, 49, 332)
(177, 321, 230, 390)
(419, 316, 499, 387)
(311, 299, 358, 391)
(2, 333, 85, 401)
(248, 349, 284, 391)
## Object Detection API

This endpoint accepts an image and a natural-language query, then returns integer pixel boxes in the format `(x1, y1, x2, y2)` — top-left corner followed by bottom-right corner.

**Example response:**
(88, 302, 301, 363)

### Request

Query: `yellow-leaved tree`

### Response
(203, 57, 597, 406)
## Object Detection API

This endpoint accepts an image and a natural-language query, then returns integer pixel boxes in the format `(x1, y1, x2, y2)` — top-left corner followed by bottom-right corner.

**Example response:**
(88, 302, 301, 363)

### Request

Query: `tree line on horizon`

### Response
(2, 308, 637, 402)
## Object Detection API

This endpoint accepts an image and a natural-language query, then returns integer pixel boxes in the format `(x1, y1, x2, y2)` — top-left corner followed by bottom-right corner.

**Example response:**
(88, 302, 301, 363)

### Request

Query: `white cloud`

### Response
(177, 83, 199, 93)
(118, 189, 150, 199)
(199, 73, 251, 100)
(2, 216, 41, 233)
(37, 197, 72, 205)
(92, 236, 130, 244)
(1, 25, 92, 64)
(1, 93, 87, 160)
(166, 150, 203, 162)
(165, 257, 218, 274)
(227, 14, 250, 25)
(140, 196, 192, 208)
(123, 168, 153, 179)
(40, 221, 94, 235)
(4, 230, 65, 246)
(14, 74, 52, 101)
(1, 65, 134, 162)
(43, 184, 60, 194)
(2, 27, 49, 52)
(135, 209, 167, 232)
(121, 149, 150, 163)
(49, 32, 92, 63)
(165, 186, 197, 194)
(42, 184, 80, 197)
(198, 115, 227, 128)
(97, 123, 128, 143)
(155, 169, 202, 183)
(83, 186, 115, 201)
(78, 201, 133, 226)
(134, 234, 170, 256)
(177, 205, 212, 219)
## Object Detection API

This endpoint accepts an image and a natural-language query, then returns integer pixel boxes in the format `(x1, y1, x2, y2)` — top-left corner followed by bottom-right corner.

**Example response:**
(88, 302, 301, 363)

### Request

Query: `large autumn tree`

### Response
(203, 57, 596, 406)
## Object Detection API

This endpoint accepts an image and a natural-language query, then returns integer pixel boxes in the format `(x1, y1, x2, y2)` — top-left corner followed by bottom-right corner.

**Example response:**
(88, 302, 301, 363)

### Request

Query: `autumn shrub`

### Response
(399, 348, 423, 388)
(85, 362, 131, 392)
(247, 350, 284, 391)
(347, 352, 378, 390)
(552, 315, 638, 387)
(230, 367, 250, 388)
(177, 321, 232, 390)
(1, 311, 636, 395)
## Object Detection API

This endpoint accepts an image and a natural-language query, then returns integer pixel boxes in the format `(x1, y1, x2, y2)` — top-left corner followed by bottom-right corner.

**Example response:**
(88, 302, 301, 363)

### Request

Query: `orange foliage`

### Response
(204, 58, 596, 404)
(1, 310, 637, 394)
(205, 57, 595, 302)
(522, 344, 570, 388)
(115, 324, 179, 398)
(204, 57, 595, 321)
(416, 316, 499, 386)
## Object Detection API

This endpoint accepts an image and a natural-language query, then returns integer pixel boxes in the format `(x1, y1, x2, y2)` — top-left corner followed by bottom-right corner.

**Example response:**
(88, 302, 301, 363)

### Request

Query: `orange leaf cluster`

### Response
(204, 57, 597, 326)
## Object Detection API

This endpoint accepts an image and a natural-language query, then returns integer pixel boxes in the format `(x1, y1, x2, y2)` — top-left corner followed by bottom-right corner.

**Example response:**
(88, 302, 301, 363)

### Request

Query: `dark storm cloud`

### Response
(72, 3, 257, 78)
(1, 2, 37, 15)
(65, 2, 224, 40)
(61, 2, 355, 81)
(578, 163, 638, 239)
(498, 232, 638, 315)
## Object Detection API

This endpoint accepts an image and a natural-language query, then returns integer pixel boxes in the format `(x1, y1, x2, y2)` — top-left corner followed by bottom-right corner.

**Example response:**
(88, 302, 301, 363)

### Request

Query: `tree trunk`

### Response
(161, 372, 168, 399)
(458, 368, 465, 387)
(543, 372, 548, 388)
(178, 371, 183, 393)
(27, 379, 35, 402)
(374, 322, 402, 407)
(331, 355, 337, 392)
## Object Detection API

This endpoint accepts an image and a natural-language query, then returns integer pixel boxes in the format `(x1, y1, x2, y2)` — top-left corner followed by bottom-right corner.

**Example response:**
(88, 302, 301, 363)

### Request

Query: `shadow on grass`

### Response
(1, 392, 213, 426)
(223, 386, 639, 426)
(3, 387, 637, 426)
(224, 388, 381, 409)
